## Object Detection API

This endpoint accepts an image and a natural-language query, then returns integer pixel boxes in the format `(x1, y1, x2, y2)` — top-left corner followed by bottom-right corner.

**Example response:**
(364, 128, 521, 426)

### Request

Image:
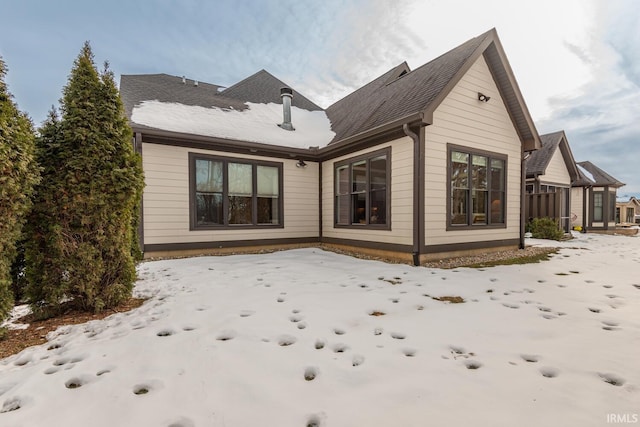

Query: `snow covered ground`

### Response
(1, 232, 639, 427)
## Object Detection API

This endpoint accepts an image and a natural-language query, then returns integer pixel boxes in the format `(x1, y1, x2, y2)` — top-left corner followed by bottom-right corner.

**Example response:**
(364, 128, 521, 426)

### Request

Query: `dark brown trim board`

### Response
(144, 237, 319, 254)
(422, 238, 520, 256)
(321, 237, 413, 254)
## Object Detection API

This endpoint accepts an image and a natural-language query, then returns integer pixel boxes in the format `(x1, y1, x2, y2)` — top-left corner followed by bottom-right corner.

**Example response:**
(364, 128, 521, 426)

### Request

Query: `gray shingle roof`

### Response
(326, 31, 490, 143)
(120, 73, 247, 122)
(575, 161, 625, 188)
(526, 131, 565, 176)
(221, 69, 322, 111)
(121, 28, 540, 152)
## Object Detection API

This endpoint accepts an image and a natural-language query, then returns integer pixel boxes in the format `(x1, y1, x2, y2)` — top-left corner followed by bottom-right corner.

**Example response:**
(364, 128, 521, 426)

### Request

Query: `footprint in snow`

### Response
(539, 367, 559, 378)
(0, 397, 24, 413)
(290, 314, 304, 323)
(352, 355, 365, 367)
(216, 330, 236, 341)
(390, 332, 406, 340)
(598, 372, 625, 387)
(239, 310, 255, 318)
(464, 360, 482, 370)
(521, 354, 539, 363)
(333, 328, 346, 335)
(167, 416, 196, 427)
(601, 321, 620, 331)
(588, 307, 601, 313)
(502, 303, 519, 309)
(278, 335, 297, 346)
(332, 343, 348, 353)
(297, 322, 307, 330)
(157, 328, 177, 337)
(403, 348, 417, 357)
(314, 339, 325, 350)
(304, 367, 318, 381)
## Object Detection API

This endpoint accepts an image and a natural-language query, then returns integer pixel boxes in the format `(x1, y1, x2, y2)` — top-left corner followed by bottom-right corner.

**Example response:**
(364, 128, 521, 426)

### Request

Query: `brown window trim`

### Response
(446, 143, 508, 231)
(189, 152, 284, 230)
(333, 147, 391, 230)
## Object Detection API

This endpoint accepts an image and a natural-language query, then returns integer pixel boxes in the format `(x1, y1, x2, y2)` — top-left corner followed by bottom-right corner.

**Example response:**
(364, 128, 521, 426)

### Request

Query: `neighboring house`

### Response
(120, 28, 541, 264)
(524, 130, 579, 232)
(615, 196, 640, 225)
(571, 161, 625, 231)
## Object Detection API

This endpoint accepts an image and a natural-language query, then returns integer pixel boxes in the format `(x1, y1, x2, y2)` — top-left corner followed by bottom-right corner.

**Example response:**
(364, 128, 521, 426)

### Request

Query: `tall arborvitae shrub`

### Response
(25, 43, 144, 316)
(0, 57, 39, 320)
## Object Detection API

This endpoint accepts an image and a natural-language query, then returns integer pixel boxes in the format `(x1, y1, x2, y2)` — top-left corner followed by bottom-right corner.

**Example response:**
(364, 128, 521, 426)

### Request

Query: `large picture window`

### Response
(190, 153, 282, 229)
(448, 145, 506, 228)
(334, 148, 390, 228)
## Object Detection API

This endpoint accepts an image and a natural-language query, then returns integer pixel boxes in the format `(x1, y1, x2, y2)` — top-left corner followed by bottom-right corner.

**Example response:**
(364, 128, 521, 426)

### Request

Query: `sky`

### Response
(1, 0, 639, 195)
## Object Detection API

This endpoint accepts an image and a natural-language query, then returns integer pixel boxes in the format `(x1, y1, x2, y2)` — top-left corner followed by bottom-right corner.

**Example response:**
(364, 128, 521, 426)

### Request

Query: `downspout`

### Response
(134, 132, 145, 254)
(520, 148, 530, 250)
(403, 123, 422, 266)
(582, 186, 588, 233)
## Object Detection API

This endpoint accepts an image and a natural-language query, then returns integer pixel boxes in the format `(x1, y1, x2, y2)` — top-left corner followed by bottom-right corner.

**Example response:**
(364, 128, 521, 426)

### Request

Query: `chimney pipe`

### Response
(279, 87, 294, 131)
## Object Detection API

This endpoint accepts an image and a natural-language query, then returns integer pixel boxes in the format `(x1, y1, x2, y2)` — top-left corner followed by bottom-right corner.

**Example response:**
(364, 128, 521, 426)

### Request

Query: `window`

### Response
(593, 192, 603, 222)
(190, 154, 282, 229)
(448, 146, 506, 228)
(335, 149, 390, 228)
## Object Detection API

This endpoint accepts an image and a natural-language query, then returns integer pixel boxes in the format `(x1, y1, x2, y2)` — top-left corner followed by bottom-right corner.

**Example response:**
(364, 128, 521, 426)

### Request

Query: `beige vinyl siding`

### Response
(424, 55, 521, 247)
(142, 143, 319, 245)
(322, 136, 414, 245)
(570, 187, 585, 227)
(540, 149, 571, 187)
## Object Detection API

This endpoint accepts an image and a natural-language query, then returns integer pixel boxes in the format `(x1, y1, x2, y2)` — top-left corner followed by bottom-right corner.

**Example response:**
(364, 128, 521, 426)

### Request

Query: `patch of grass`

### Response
(0, 327, 8, 341)
(432, 296, 465, 304)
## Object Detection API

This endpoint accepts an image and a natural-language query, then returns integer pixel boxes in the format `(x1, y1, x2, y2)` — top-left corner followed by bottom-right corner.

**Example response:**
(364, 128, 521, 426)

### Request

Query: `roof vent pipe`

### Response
(194, 80, 198, 87)
(182, 76, 186, 84)
(279, 87, 295, 131)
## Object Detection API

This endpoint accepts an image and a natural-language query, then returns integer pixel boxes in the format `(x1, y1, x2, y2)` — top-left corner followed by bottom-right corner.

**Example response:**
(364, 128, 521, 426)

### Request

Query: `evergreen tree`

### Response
(25, 42, 144, 316)
(0, 57, 39, 320)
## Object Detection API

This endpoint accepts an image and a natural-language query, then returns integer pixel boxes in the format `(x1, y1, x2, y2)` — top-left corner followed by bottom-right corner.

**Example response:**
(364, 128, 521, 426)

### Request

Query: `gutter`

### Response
(520, 149, 531, 249)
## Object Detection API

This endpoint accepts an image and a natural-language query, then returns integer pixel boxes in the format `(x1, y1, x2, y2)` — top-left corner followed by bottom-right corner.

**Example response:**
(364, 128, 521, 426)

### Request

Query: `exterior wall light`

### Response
(478, 92, 490, 102)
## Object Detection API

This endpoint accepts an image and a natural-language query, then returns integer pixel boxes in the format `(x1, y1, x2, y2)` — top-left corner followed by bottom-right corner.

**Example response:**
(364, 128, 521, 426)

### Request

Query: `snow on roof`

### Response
(576, 163, 595, 183)
(131, 100, 335, 149)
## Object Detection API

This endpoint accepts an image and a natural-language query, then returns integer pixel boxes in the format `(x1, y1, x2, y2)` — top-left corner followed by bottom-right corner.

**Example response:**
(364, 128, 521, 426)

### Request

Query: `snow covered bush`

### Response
(24, 43, 144, 317)
(0, 57, 39, 321)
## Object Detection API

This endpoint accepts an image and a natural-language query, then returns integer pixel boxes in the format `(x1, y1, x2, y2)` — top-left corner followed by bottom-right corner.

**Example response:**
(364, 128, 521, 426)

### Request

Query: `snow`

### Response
(131, 100, 336, 149)
(1, 232, 639, 426)
(577, 164, 595, 183)
(1, 305, 31, 330)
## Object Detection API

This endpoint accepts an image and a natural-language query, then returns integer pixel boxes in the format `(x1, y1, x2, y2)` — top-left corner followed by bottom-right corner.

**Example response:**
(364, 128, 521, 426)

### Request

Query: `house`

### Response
(571, 161, 625, 232)
(615, 196, 640, 225)
(524, 130, 579, 232)
(120, 28, 541, 265)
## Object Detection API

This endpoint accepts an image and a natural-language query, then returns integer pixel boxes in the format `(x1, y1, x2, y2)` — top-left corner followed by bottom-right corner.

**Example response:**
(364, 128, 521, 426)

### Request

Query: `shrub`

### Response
(0, 57, 39, 321)
(25, 43, 144, 317)
(527, 217, 564, 241)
